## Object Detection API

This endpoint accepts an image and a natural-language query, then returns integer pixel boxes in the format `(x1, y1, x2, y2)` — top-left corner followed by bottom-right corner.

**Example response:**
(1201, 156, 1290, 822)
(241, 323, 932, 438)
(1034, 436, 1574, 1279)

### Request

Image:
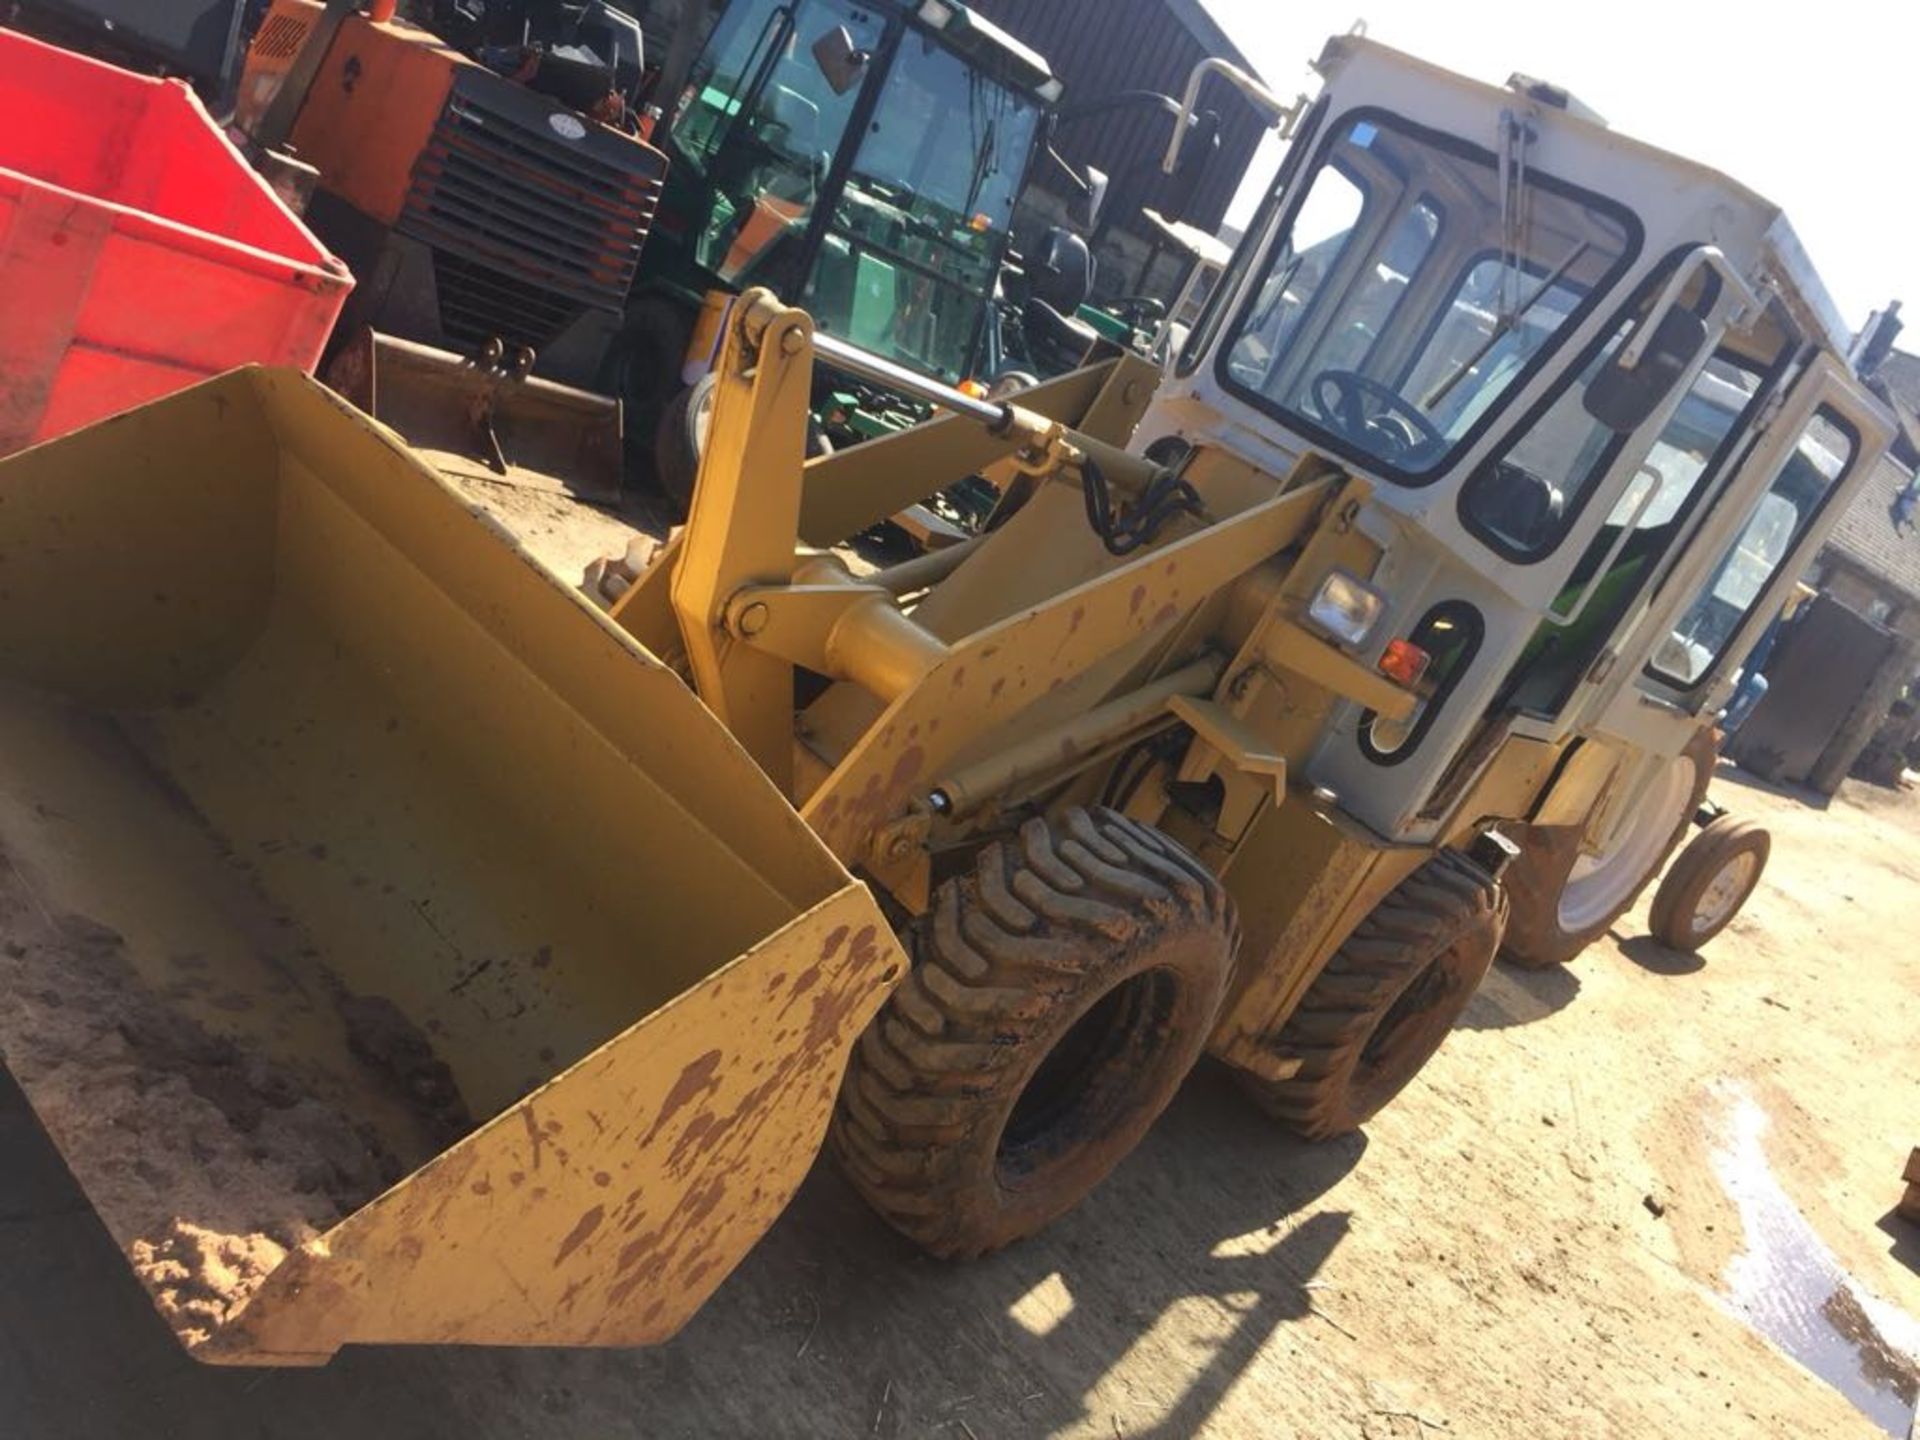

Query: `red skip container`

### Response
(0, 27, 351, 454)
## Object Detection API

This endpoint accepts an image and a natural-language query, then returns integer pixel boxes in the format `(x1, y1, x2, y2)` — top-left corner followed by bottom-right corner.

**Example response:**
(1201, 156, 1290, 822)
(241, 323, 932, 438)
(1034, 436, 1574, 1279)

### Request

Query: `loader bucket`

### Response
(326, 329, 624, 501)
(0, 369, 904, 1365)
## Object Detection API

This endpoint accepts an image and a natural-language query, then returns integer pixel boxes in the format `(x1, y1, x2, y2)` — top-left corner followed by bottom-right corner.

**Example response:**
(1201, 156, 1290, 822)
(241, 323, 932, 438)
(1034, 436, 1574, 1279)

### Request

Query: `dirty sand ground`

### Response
(2, 487, 1917, 1437)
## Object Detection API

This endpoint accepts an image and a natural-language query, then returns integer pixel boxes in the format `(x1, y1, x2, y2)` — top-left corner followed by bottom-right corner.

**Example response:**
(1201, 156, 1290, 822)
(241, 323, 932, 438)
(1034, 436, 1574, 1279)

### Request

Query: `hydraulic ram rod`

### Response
(811, 331, 1011, 429)
(809, 329, 1160, 496)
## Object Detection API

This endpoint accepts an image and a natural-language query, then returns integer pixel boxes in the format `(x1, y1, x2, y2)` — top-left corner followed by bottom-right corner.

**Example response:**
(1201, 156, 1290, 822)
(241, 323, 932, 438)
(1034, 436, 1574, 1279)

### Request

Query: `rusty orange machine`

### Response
(235, 0, 663, 492)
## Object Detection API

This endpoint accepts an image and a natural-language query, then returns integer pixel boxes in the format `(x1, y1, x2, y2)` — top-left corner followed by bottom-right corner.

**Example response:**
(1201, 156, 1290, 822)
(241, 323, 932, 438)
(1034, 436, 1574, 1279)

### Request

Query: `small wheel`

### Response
(1501, 730, 1716, 969)
(830, 807, 1238, 1259)
(652, 375, 716, 518)
(1648, 816, 1769, 951)
(1240, 849, 1505, 1139)
(653, 374, 831, 520)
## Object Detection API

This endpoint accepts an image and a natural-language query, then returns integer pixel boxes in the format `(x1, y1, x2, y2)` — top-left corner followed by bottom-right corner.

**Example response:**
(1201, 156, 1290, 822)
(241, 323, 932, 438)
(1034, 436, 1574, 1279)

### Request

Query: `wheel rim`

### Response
(688, 379, 715, 457)
(1692, 849, 1759, 935)
(1558, 754, 1695, 933)
(996, 968, 1179, 1189)
(1349, 944, 1468, 1116)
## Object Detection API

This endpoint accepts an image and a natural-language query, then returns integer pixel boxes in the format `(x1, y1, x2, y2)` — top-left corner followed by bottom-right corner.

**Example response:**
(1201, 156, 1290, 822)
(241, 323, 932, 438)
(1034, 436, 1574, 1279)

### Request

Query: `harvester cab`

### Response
(233, 0, 665, 496)
(618, 0, 1062, 501)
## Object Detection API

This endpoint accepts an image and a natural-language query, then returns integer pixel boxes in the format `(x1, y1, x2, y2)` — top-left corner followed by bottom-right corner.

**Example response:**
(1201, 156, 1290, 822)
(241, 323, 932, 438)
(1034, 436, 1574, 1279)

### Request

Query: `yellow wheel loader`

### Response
(0, 34, 1894, 1364)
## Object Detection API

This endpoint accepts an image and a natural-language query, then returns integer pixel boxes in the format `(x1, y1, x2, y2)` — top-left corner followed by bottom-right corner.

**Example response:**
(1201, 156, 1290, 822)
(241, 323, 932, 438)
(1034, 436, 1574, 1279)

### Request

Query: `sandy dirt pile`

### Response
(0, 850, 417, 1345)
(128, 1223, 292, 1348)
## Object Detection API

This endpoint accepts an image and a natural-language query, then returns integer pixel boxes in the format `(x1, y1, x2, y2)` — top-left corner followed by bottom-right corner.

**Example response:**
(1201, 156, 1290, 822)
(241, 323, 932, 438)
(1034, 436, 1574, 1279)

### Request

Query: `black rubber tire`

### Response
(652, 375, 712, 519)
(830, 806, 1238, 1259)
(1240, 850, 1506, 1140)
(1500, 729, 1716, 970)
(1648, 816, 1770, 952)
(609, 294, 692, 490)
(653, 374, 833, 521)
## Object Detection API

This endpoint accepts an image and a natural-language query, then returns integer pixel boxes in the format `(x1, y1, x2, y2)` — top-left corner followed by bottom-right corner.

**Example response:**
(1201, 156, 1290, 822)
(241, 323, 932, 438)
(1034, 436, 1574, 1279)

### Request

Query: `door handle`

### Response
(1541, 464, 1668, 630)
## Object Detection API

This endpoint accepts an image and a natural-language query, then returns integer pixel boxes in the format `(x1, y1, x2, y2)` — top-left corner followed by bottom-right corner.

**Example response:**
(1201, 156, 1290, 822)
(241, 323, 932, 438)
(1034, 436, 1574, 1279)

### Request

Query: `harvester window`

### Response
(808, 26, 1041, 380)
(1218, 110, 1639, 485)
(1651, 408, 1857, 687)
(672, 0, 885, 290)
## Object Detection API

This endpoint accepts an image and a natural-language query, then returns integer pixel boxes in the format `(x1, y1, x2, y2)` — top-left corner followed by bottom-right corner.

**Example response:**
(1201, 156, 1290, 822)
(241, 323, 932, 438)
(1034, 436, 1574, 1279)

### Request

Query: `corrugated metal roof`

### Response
(964, 0, 1271, 234)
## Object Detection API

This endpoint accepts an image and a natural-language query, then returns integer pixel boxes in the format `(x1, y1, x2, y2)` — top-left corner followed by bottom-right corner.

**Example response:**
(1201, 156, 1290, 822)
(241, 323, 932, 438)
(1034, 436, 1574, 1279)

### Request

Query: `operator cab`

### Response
(1141, 35, 1894, 844)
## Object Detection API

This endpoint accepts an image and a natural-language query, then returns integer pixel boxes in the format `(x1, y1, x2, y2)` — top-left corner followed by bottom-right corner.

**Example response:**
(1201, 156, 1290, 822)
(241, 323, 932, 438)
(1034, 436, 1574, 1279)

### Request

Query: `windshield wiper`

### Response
(1495, 109, 1536, 322)
(964, 115, 997, 218)
(1420, 238, 1591, 410)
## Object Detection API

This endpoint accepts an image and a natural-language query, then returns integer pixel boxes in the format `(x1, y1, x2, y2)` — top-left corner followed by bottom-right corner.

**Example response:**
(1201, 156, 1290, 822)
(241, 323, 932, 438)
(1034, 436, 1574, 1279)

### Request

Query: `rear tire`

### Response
(1500, 730, 1715, 969)
(830, 807, 1237, 1259)
(1239, 850, 1505, 1140)
(1648, 816, 1769, 951)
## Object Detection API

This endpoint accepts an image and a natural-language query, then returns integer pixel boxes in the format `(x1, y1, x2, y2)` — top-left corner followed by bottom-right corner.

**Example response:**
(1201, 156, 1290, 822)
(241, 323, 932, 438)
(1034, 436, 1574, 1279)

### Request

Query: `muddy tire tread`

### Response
(1242, 850, 1506, 1139)
(831, 806, 1236, 1258)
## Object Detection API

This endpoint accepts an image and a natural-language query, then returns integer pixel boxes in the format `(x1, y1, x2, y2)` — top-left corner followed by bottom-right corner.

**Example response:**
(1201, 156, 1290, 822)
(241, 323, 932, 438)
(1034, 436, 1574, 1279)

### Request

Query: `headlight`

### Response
(1306, 570, 1385, 648)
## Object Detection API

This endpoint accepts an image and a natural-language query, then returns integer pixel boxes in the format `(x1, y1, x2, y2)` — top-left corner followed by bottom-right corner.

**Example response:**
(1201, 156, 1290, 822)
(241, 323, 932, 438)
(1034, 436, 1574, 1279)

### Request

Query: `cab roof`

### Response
(1312, 34, 1855, 359)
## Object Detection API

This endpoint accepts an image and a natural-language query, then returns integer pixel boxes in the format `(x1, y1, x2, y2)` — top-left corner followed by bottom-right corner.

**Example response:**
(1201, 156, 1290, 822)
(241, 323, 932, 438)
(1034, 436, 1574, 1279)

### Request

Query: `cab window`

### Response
(1496, 353, 1766, 717)
(671, 0, 885, 290)
(1651, 409, 1857, 686)
(807, 27, 1041, 380)
(1217, 111, 1640, 483)
(1459, 262, 1728, 560)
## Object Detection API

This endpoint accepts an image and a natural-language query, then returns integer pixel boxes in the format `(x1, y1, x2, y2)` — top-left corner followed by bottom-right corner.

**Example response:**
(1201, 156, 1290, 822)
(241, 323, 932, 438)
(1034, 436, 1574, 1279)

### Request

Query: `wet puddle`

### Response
(1710, 1085, 1920, 1435)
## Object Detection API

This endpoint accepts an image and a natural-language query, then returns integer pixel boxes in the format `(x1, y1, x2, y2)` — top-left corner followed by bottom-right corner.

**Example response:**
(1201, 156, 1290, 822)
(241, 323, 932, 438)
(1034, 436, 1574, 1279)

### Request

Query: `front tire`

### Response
(1240, 850, 1505, 1139)
(830, 807, 1237, 1259)
(1648, 816, 1769, 951)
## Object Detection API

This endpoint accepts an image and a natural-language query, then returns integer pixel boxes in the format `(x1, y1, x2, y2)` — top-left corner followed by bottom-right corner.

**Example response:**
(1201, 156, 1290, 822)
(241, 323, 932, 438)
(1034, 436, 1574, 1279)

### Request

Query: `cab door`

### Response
(1571, 351, 1892, 765)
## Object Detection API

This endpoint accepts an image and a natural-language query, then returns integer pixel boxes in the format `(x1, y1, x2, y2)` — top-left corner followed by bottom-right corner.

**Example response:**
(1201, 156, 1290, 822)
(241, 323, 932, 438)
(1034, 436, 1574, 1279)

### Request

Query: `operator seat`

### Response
(1023, 229, 1101, 376)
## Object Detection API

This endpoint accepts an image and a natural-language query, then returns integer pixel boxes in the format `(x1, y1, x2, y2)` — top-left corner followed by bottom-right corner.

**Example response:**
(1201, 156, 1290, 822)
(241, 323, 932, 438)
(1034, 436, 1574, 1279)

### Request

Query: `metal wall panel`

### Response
(966, 0, 1269, 235)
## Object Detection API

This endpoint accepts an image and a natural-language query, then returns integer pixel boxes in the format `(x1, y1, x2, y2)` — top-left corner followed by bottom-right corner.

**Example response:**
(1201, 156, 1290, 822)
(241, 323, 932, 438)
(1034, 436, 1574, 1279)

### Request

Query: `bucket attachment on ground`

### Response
(0, 367, 903, 1364)
(327, 329, 624, 501)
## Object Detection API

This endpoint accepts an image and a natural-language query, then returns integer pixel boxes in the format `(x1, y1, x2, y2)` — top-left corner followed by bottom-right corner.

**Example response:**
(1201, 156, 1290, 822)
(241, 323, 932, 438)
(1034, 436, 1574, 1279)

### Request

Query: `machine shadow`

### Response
(0, 1058, 1368, 1439)
(1878, 1207, 1920, 1275)
(704, 1059, 1369, 1440)
(1617, 934, 1708, 977)
(1457, 955, 1582, 1030)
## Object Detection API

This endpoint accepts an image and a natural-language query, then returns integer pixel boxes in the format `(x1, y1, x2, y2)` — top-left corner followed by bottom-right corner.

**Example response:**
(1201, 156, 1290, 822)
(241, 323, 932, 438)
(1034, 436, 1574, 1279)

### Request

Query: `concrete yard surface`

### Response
(3, 747, 1917, 1437)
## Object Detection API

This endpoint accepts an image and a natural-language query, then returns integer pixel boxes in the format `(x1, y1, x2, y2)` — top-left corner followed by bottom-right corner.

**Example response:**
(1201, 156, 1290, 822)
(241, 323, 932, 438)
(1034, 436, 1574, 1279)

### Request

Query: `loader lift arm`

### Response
(638, 290, 1418, 911)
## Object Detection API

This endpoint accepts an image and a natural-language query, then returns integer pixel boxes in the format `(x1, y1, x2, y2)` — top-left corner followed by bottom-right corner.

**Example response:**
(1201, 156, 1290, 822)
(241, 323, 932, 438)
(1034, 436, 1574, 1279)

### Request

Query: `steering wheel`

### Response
(1312, 370, 1445, 461)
